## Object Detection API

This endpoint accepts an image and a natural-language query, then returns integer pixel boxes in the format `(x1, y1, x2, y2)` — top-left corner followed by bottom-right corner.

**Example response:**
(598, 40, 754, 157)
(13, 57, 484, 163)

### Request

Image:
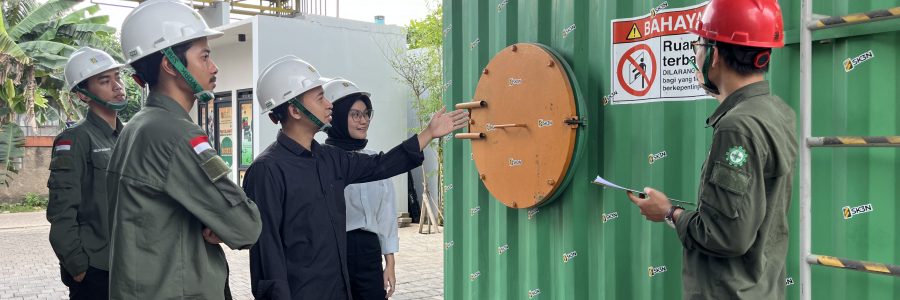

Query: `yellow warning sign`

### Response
(627, 24, 642, 40)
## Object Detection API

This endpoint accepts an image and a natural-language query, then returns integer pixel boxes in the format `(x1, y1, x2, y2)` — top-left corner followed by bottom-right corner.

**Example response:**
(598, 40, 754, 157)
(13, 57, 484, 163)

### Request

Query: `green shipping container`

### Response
(441, 0, 900, 299)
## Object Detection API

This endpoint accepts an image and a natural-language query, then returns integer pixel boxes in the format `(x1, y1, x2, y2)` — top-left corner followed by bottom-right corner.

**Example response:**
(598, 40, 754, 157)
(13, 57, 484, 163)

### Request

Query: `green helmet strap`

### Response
(75, 86, 127, 112)
(699, 44, 720, 96)
(289, 98, 331, 132)
(161, 47, 214, 103)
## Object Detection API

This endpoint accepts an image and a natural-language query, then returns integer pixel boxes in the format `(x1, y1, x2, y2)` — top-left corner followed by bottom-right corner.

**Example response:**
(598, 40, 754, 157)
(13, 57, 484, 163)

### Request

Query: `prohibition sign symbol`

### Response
(617, 44, 657, 97)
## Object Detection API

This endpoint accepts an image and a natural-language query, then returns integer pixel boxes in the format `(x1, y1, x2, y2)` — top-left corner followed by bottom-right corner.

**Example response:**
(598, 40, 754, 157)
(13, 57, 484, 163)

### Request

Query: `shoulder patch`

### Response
(190, 136, 213, 155)
(725, 146, 748, 167)
(201, 155, 231, 182)
(49, 155, 74, 171)
(54, 139, 73, 152)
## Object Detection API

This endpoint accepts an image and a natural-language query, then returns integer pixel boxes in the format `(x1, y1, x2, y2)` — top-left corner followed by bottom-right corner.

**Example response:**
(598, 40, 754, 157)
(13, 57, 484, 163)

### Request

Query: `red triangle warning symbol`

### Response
(627, 24, 642, 40)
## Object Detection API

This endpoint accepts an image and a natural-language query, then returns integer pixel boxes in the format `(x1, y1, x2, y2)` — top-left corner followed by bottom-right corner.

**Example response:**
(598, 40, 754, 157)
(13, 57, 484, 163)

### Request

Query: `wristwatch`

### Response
(665, 205, 683, 229)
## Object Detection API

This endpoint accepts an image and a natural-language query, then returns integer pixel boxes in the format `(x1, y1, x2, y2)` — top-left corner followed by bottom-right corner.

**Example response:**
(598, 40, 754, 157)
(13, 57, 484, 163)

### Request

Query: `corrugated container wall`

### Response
(441, 0, 900, 299)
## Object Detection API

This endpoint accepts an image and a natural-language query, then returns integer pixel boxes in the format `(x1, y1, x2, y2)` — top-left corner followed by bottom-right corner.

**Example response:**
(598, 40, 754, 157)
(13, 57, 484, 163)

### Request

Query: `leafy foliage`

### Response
(0, 123, 25, 186)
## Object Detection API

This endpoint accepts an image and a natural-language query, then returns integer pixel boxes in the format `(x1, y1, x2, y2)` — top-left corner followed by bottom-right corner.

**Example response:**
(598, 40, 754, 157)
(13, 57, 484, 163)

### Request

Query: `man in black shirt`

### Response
(244, 56, 469, 299)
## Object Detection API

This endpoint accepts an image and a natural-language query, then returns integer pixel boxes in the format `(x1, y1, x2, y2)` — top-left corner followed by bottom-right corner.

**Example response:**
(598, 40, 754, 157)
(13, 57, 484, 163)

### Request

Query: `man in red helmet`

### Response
(627, 0, 798, 299)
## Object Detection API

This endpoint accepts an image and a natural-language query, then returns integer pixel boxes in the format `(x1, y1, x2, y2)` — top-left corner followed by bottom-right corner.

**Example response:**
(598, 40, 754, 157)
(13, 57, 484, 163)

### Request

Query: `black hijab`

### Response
(325, 93, 372, 151)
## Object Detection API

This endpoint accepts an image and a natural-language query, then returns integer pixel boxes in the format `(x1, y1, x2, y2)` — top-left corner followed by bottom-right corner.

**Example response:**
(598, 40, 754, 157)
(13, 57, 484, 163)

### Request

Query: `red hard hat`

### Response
(690, 0, 785, 48)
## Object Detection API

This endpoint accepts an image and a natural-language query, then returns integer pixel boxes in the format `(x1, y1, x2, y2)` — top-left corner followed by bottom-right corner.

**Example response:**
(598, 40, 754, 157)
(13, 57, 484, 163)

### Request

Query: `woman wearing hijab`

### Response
(324, 78, 398, 299)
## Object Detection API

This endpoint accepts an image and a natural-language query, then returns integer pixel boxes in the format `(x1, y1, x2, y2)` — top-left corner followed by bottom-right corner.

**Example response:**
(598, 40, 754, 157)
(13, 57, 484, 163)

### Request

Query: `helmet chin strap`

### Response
(74, 87, 127, 111)
(161, 47, 215, 103)
(699, 45, 721, 96)
(289, 98, 331, 132)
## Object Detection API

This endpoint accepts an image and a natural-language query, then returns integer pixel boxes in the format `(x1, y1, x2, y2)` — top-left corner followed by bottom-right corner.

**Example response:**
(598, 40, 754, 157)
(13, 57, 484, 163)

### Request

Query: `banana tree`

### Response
(1, 0, 118, 123)
(0, 0, 117, 185)
(0, 123, 24, 187)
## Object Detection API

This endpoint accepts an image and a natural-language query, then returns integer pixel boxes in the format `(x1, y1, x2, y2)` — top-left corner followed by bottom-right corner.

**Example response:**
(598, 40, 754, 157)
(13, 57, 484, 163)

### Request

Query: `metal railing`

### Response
(799, 3, 900, 300)
(112, 0, 334, 17)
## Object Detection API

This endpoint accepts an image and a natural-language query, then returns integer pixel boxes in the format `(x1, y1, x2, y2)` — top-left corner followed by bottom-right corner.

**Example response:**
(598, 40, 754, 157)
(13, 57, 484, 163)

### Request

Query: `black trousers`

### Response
(60, 266, 109, 300)
(347, 229, 386, 300)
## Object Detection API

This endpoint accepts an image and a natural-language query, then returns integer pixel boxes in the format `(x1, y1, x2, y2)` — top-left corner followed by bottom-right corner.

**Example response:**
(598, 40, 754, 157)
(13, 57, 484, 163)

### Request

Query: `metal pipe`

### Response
(454, 133, 485, 140)
(491, 123, 525, 129)
(231, 2, 294, 14)
(808, 136, 900, 147)
(455, 101, 486, 109)
(810, 7, 900, 30)
(807, 255, 900, 277)
(799, 0, 813, 299)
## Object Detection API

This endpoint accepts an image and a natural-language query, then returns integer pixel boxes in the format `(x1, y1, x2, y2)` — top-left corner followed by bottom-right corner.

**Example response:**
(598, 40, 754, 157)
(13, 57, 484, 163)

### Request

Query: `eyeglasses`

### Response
(349, 109, 374, 121)
(691, 40, 714, 54)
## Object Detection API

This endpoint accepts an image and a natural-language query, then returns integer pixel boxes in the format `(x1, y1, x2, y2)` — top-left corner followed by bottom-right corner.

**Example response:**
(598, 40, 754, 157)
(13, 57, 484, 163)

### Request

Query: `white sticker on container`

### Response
(650, 1, 669, 17)
(443, 80, 453, 92)
(509, 158, 523, 167)
(603, 91, 617, 105)
(602, 212, 619, 223)
(470, 206, 481, 216)
(843, 50, 873, 72)
(842, 203, 873, 219)
(538, 119, 553, 128)
(562, 24, 576, 38)
(648, 265, 668, 277)
(497, 0, 509, 13)
(649, 150, 668, 164)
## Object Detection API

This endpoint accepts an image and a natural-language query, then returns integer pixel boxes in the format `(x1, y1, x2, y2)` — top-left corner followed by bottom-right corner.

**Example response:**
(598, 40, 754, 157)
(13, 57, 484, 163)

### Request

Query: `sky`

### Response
(77, 0, 436, 31)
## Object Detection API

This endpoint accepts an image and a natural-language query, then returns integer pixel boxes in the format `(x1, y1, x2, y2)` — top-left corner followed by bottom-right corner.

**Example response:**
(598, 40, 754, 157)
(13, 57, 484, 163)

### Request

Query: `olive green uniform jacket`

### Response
(47, 111, 122, 276)
(676, 81, 798, 300)
(106, 92, 262, 299)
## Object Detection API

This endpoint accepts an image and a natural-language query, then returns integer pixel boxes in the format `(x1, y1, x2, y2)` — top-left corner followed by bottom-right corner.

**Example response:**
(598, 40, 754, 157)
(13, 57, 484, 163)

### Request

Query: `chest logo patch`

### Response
(725, 146, 748, 167)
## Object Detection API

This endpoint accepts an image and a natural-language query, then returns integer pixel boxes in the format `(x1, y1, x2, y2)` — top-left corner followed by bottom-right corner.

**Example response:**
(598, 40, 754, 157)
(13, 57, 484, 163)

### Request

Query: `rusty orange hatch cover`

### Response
(455, 43, 581, 209)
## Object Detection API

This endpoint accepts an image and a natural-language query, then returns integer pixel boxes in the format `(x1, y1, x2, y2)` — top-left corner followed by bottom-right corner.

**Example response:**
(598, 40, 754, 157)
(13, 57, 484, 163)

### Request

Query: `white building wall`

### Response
(208, 15, 411, 213)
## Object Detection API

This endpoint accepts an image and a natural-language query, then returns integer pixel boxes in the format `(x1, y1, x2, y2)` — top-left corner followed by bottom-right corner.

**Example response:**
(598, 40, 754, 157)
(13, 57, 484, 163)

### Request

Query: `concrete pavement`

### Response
(0, 212, 443, 299)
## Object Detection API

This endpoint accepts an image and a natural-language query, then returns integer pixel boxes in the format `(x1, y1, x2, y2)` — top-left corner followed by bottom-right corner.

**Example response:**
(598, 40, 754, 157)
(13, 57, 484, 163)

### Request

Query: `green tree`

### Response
(385, 1, 447, 226)
(2, 0, 119, 122)
(0, 0, 118, 185)
(407, 5, 442, 49)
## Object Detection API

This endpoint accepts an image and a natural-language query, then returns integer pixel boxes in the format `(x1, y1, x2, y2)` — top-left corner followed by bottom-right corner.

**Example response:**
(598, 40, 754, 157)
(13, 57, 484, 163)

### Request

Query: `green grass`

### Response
(0, 192, 48, 214)
(0, 203, 45, 213)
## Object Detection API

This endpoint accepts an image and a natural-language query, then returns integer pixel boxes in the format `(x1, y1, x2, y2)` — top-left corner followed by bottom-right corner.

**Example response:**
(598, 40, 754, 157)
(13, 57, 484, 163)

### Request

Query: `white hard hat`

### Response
(256, 56, 329, 114)
(119, 0, 223, 64)
(323, 78, 371, 104)
(64, 47, 124, 91)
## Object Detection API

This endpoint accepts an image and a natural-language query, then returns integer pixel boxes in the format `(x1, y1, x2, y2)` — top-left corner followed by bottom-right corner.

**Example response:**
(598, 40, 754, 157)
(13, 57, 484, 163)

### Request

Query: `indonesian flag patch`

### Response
(190, 136, 213, 154)
(55, 140, 72, 152)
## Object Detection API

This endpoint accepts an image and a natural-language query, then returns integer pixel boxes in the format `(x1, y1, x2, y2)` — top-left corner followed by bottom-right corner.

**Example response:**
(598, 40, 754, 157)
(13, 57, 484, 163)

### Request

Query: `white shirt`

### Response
(344, 149, 400, 254)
